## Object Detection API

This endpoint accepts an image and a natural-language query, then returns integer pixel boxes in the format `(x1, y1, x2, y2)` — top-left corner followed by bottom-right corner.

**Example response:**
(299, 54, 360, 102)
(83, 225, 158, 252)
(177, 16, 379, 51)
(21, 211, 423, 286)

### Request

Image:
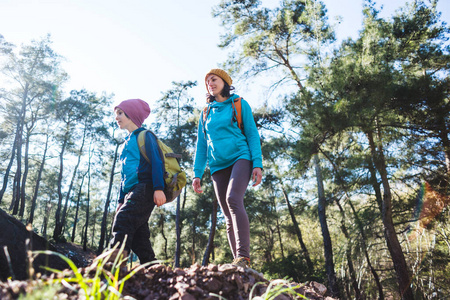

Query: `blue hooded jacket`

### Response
(118, 127, 165, 203)
(193, 94, 262, 179)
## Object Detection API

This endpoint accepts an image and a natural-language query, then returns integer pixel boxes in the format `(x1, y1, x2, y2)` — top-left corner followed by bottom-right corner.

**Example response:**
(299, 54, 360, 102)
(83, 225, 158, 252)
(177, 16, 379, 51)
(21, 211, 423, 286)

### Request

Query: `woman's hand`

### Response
(154, 190, 167, 207)
(251, 167, 262, 187)
(192, 177, 203, 193)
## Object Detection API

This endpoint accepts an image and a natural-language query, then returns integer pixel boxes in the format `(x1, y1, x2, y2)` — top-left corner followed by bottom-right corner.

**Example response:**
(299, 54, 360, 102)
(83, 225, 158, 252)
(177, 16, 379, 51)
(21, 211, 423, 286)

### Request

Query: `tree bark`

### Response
(60, 127, 87, 236)
(275, 204, 285, 259)
(159, 212, 168, 260)
(367, 129, 414, 300)
(0, 131, 18, 204)
(280, 185, 313, 274)
(83, 163, 91, 252)
(53, 131, 69, 241)
(71, 174, 85, 243)
(175, 194, 182, 268)
(27, 134, 49, 225)
(19, 128, 31, 218)
(98, 142, 120, 254)
(313, 153, 340, 298)
(335, 199, 362, 299)
(202, 196, 218, 266)
(10, 83, 29, 215)
(322, 149, 385, 299)
(438, 126, 450, 175)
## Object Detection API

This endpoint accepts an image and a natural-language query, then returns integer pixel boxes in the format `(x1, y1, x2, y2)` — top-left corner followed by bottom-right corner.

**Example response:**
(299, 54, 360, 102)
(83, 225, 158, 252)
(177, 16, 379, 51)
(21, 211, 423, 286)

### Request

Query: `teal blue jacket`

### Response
(193, 94, 263, 179)
(118, 128, 165, 203)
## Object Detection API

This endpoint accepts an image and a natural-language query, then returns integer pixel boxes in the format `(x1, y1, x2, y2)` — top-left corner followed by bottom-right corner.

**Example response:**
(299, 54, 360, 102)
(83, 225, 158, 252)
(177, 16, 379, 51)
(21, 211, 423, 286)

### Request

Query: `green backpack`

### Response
(137, 130, 186, 203)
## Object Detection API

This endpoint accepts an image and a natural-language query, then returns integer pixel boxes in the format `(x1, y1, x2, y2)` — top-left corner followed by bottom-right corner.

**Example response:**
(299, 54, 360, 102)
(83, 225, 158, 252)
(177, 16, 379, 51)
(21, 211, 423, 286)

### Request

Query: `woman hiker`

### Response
(192, 68, 263, 268)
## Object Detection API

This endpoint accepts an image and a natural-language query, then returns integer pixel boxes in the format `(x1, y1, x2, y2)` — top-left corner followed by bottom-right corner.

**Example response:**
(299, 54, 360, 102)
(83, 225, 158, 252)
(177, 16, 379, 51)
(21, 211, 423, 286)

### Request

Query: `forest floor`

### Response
(0, 242, 336, 300)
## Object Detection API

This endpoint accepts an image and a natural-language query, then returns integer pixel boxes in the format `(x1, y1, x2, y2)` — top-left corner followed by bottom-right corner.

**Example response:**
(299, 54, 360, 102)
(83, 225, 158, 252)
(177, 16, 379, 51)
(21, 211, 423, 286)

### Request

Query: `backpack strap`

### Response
(202, 97, 244, 136)
(137, 130, 151, 163)
(232, 97, 243, 132)
(138, 130, 182, 162)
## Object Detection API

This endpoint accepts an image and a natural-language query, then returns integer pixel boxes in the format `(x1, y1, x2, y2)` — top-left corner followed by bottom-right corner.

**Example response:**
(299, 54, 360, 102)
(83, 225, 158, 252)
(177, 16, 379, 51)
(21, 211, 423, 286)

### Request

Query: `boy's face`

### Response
(115, 108, 134, 131)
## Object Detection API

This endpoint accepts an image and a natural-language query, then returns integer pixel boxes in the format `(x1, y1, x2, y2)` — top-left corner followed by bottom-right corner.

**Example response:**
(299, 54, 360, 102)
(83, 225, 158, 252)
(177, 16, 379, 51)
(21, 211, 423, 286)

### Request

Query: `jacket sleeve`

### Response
(242, 99, 263, 169)
(145, 131, 165, 191)
(193, 116, 208, 179)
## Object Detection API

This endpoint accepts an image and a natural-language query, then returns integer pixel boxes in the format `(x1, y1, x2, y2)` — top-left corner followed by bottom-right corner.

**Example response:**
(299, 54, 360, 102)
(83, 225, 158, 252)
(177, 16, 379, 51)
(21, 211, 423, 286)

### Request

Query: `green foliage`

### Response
(30, 245, 151, 300)
(262, 253, 324, 283)
(250, 278, 307, 300)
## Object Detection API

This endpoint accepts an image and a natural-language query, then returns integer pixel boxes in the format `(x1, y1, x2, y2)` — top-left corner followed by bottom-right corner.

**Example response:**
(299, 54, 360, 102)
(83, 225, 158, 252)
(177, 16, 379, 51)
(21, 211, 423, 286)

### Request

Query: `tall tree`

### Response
(0, 35, 66, 207)
(53, 89, 112, 241)
(318, 2, 450, 298)
(153, 80, 197, 267)
(27, 129, 50, 225)
(98, 136, 121, 254)
(389, 0, 450, 175)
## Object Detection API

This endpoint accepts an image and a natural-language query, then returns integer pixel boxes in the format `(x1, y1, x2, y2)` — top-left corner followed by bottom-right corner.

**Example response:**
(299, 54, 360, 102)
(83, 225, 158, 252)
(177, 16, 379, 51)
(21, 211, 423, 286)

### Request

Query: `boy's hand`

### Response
(154, 190, 166, 207)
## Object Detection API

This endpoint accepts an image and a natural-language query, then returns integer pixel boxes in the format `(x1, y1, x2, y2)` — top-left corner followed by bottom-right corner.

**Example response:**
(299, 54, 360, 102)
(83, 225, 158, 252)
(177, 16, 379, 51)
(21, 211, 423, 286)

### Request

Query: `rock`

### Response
(312, 281, 328, 295)
(0, 208, 67, 280)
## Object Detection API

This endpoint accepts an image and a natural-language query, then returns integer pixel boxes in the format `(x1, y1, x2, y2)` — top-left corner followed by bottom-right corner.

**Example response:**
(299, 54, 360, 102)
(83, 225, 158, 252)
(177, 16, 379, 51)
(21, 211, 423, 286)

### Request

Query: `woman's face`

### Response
(206, 74, 225, 97)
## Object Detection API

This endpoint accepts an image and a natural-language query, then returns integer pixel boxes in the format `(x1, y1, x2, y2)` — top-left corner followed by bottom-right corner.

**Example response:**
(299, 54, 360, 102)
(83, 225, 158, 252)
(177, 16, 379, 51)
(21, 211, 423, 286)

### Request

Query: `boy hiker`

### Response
(110, 98, 166, 264)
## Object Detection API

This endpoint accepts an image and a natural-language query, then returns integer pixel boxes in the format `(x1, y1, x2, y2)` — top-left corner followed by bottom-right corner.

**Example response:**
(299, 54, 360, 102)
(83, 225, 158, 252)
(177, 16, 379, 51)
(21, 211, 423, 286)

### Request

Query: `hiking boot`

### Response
(232, 257, 250, 268)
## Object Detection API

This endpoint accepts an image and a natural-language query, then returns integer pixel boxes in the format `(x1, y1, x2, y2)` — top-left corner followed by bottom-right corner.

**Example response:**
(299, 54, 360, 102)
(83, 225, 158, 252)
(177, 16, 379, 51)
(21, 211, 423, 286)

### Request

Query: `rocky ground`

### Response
(0, 208, 337, 299)
(0, 262, 336, 299)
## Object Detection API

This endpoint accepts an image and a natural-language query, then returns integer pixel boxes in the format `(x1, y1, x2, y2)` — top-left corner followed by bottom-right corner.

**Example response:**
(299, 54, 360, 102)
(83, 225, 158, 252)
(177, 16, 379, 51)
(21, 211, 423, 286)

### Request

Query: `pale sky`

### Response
(1, 0, 449, 122)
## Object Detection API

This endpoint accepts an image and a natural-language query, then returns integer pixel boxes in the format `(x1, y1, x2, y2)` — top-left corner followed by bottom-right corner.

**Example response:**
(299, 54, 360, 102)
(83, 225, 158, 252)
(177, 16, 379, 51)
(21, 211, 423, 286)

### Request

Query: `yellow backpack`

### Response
(137, 130, 186, 203)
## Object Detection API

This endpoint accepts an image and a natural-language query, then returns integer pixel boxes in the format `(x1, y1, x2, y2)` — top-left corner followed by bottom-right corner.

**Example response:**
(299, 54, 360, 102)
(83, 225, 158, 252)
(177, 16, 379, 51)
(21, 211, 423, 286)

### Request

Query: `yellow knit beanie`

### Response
(205, 69, 233, 90)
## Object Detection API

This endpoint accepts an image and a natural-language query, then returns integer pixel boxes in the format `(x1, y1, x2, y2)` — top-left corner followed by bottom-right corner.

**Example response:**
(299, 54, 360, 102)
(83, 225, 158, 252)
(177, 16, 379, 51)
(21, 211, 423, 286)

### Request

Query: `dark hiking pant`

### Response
(212, 159, 252, 259)
(110, 182, 156, 264)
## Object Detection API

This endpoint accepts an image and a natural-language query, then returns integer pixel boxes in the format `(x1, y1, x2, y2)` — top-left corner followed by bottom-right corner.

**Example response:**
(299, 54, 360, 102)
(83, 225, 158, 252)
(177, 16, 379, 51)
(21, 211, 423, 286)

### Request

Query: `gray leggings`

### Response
(212, 159, 252, 259)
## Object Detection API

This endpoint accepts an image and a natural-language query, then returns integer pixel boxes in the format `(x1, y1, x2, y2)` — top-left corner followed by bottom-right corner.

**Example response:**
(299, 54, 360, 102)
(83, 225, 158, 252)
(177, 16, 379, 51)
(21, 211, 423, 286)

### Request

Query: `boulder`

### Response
(0, 208, 66, 280)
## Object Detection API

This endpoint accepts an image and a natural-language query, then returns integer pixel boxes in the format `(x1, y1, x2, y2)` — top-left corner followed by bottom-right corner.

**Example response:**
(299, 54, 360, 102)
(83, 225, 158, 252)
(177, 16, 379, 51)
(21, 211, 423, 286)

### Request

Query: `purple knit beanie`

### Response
(114, 99, 150, 128)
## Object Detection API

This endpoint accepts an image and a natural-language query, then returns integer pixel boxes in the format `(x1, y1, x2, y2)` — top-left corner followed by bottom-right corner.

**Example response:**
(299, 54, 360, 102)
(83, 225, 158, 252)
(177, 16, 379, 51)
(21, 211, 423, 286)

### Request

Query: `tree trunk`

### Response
(83, 171, 90, 251)
(367, 129, 414, 300)
(313, 153, 340, 298)
(438, 126, 450, 175)
(347, 198, 384, 300)
(275, 204, 285, 259)
(335, 199, 362, 300)
(280, 185, 314, 274)
(10, 160, 21, 215)
(159, 212, 168, 260)
(91, 210, 97, 246)
(190, 218, 196, 265)
(27, 134, 49, 225)
(0, 131, 18, 204)
(10, 83, 28, 215)
(53, 133, 69, 241)
(83, 148, 92, 251)
(71, 175, 85, 243)
(19, 129, 31, 218)
(98, 142, 120, 254)
(322, 149, 384, 299)
(175, 194, 182, 268)
(61, 126, 88, 236)
(202, 196, 218, 266)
